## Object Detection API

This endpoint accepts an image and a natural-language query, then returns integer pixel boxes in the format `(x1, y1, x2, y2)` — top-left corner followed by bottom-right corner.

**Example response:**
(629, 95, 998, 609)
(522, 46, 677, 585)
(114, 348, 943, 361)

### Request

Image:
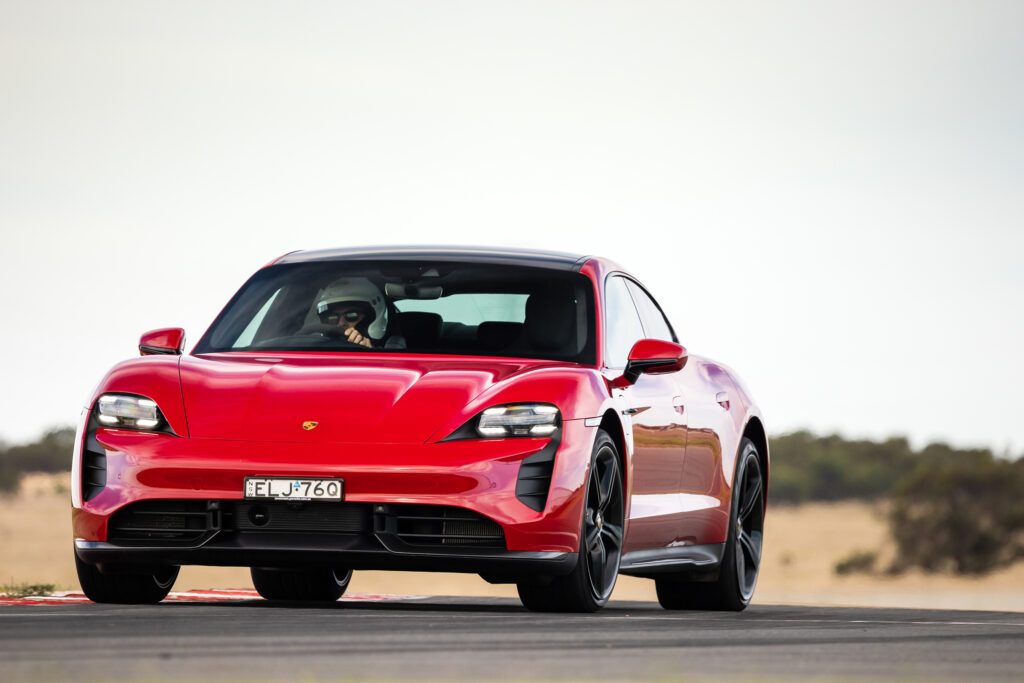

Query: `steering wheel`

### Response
(294, 324, 375, 349)
(296, 323, 348, 339)
(296, 323, 376, 350)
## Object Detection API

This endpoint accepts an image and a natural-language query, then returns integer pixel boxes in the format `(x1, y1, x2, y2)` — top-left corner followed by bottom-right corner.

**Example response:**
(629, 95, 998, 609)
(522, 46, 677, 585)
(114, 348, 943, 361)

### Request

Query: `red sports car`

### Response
(72, 247, 767, 612)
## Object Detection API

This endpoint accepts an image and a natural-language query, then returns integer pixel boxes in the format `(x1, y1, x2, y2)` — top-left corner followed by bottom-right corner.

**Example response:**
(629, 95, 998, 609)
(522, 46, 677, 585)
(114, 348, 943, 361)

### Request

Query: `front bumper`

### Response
(74, 535, 574, 576)
(72, 419, 595, 563)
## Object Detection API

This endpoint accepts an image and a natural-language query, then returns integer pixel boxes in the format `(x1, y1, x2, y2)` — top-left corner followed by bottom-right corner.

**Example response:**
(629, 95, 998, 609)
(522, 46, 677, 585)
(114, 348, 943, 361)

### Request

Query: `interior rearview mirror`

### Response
(384, 282, 444, 299)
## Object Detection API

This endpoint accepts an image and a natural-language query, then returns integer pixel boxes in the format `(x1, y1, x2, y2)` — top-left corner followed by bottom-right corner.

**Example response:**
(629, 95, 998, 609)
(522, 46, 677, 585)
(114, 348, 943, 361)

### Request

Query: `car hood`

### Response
(179, 353, 559, 443)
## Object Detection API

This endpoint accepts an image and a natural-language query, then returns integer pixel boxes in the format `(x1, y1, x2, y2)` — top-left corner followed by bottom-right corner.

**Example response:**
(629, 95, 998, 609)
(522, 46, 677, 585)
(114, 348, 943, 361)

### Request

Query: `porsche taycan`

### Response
(72, 246, 767, 612)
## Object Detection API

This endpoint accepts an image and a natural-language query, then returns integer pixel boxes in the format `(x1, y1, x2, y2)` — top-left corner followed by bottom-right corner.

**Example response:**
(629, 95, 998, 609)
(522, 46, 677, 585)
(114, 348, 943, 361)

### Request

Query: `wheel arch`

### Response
(741, 415, 769, 504)
(596, 409, 629, 494)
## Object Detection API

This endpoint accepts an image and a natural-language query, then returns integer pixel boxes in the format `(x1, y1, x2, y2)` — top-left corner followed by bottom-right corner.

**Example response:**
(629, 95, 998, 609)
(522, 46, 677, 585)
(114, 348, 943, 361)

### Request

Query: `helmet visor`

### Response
(317, 302, 374, 326)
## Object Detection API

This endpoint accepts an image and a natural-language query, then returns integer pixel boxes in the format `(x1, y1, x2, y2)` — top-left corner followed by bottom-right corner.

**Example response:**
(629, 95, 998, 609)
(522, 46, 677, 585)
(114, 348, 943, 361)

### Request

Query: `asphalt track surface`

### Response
(2, 594, 1023, 681)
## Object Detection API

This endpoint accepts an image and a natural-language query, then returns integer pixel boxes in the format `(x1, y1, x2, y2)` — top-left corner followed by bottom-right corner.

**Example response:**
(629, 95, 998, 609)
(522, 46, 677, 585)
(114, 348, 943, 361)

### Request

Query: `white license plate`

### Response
(244, 477, 343, 501)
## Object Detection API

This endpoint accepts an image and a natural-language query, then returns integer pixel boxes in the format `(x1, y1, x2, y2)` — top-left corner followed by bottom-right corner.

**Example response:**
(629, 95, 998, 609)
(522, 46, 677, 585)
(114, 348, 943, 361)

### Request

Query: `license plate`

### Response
(244, 477, 343, 501)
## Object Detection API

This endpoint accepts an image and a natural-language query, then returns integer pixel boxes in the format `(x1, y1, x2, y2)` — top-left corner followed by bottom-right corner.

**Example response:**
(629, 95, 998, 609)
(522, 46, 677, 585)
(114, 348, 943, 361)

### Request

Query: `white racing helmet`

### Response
(315, 277, 388, 340)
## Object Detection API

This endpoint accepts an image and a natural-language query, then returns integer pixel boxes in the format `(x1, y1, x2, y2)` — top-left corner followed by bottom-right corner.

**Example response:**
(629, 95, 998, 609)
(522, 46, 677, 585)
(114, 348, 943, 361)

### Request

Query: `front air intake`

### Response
(387, 505, 505, 548)
(515, 442, 558, 512)
(108, 500, 213, 544)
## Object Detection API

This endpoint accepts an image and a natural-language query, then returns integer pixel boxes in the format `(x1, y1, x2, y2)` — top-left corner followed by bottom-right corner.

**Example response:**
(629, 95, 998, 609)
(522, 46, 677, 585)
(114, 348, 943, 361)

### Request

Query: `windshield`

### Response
(194, 261, 596, 364)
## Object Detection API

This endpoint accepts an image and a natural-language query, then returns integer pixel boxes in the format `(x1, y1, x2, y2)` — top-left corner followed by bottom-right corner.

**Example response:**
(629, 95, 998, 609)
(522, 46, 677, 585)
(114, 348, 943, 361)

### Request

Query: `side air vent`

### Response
(386, 505, 505, 548)
(515, 443, 558, 512)
(81, 412, 107, 502)
(108, 500, 213, 544)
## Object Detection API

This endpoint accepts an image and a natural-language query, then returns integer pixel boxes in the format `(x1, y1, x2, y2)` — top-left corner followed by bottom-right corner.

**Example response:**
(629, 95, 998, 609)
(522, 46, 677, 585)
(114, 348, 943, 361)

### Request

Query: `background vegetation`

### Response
(770, 431, 1024, 575)
(0, 427, 74, 493)
(766, 430, 1007, 503)
(2, 426, 1021, 575)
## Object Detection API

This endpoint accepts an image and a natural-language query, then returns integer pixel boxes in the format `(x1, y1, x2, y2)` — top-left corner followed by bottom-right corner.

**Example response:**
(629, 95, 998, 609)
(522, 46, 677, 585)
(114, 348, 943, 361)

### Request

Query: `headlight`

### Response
(476, 403, 560, 438)
(96, 394, 164, 430)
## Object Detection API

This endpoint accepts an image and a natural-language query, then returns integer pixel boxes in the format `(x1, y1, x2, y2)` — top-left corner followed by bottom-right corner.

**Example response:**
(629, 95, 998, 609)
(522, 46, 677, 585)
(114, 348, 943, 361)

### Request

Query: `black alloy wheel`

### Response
(74, 548, 179, 604)
(250, 567, 352, 602)
(656, 437, 765, 611)
(583, 439, 626, 601)
(732, 443, 765, 603)
(518, 430, 624, 613)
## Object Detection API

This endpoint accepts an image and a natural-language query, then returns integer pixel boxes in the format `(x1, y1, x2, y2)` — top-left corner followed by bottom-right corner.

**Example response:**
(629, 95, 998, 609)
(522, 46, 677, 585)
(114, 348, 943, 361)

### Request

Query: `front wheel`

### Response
(656, 437, 765, 611)
(74, 549, 178, 604)
(250, 567, 352, 602)
(518, 430, 624, 613)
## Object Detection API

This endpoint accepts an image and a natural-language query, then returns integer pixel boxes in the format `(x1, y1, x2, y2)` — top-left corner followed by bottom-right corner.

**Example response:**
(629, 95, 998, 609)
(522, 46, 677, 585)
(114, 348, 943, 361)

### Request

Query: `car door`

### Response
(626, 280, 733, 545)
(672, 357, 737, 544)
(604, 275, 688, 553)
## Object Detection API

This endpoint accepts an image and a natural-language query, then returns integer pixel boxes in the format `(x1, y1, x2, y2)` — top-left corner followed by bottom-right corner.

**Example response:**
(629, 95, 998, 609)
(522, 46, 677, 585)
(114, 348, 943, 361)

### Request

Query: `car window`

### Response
(195, 262, 597, 364)
(232, 288, 282, 348)
(625, 280, 677, 343)
(604, 276, 645, 368)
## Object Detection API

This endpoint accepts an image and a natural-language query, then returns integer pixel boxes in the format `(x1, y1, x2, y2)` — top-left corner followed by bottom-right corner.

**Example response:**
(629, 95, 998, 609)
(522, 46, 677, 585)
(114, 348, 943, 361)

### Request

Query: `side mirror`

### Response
(613, 339, 687, 387)
(139, 328, 186, 356)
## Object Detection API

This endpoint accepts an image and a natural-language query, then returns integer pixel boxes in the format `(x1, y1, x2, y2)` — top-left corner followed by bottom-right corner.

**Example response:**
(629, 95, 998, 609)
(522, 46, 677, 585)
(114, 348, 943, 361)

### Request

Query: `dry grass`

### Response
(756, 500, 1024, 611)
(3, 473, 1022, 610)
(0, 582, 57, 598)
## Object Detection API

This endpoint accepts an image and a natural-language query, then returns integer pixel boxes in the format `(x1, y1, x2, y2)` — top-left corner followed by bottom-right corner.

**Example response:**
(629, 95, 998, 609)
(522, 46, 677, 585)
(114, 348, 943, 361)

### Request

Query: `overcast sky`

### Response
(1, 1, 1021, 453)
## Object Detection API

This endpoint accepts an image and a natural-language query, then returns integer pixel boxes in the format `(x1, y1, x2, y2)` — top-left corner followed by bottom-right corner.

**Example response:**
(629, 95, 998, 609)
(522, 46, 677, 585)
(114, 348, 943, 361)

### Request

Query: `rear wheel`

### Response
(250, 567, 352, 602)
(518, 430, 624, 613)
(656, 437, 764, 611)
(74, 550, 178, 604)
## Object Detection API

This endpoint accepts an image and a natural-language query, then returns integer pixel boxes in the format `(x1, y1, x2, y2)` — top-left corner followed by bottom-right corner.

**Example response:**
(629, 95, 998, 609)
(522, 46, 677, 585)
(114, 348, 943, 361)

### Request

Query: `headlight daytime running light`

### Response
(475, 403, 560, 438)
(96, 394, 163, 430)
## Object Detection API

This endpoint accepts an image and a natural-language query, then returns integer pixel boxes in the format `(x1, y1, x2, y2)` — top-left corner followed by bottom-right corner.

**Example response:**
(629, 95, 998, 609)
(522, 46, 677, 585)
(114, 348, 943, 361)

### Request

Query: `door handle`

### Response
(672, 396, 685, 415)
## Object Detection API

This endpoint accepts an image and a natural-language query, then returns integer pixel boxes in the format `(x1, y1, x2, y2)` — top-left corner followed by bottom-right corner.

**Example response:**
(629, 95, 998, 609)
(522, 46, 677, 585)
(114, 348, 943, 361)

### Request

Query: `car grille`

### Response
(389, 505, 505, 548)
(108, 500, 212, 544)
(106, 500, 505, 550)
(233, 501, 370, 533)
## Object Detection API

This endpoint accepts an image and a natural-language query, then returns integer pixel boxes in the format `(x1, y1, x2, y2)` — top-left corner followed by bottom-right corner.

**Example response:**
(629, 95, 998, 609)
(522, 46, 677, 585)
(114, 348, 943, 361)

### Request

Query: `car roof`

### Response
(273, 246, 592, 272)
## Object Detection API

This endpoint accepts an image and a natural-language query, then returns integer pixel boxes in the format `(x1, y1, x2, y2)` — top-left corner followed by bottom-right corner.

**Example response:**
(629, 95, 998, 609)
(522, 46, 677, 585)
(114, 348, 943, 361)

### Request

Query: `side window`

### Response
(625, 280, 677, 343)
(604, 276, 646, 368)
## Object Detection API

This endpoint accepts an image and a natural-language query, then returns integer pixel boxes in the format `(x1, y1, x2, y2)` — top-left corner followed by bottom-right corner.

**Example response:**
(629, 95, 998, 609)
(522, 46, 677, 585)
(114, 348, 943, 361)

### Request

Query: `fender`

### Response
(86, 356, 189, 437)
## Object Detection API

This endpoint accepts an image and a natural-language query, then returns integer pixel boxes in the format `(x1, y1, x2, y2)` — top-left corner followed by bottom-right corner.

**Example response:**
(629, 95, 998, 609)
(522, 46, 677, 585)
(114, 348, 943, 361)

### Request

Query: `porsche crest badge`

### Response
(302, 421, 319, 431)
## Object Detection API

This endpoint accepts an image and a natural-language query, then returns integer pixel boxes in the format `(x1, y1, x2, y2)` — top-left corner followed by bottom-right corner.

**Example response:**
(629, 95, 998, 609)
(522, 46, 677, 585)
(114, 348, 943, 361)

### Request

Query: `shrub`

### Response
(0, 426, 76, 495)
(0, 423, 76, 493)
(0, 427, 75, 473)
(888, 458, 1024, 575)
(768, 431, 917, 503)
(0, 465, 19, 494)
(834, 550, 877, 575)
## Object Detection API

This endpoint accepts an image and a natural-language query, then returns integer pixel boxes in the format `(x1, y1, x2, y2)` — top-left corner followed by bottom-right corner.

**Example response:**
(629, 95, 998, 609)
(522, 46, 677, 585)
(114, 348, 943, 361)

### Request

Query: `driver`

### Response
(314, 277, 388, 348)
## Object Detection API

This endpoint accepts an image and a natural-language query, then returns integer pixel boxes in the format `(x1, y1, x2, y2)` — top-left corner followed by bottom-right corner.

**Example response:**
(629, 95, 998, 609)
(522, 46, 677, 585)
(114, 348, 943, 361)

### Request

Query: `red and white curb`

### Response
(0, 589, 427, 606)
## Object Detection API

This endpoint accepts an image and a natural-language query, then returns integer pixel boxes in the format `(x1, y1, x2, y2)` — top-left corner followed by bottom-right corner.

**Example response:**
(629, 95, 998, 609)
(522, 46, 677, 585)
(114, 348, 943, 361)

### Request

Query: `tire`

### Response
(517, 430, 624, 613)
(74, 549, 178, 604)
(656, 437, 765, 611)
(250, 567, 352, 602)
